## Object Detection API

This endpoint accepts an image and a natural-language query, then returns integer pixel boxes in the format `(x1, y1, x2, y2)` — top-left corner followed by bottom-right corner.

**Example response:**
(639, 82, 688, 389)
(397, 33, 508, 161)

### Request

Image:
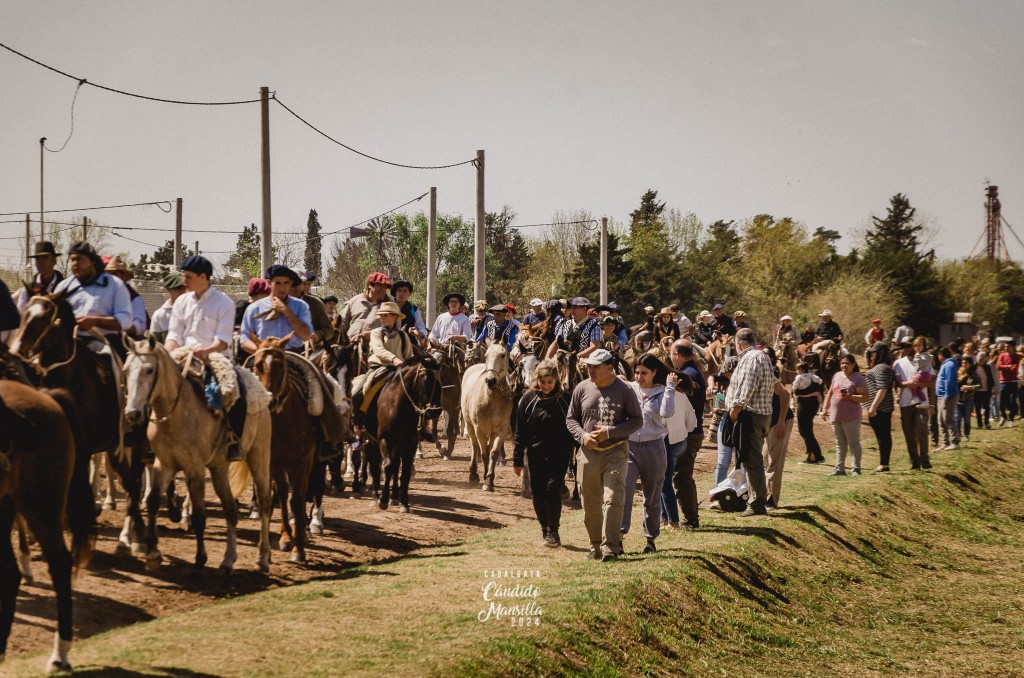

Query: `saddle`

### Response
(169, 348, 240, 411)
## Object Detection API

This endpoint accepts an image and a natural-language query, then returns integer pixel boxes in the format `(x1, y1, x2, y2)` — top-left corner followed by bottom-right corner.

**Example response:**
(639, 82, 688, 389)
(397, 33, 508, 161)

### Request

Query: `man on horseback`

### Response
(350, 301, 416, 437)
(240, 265, 314, 353)
(477, 304, 519, 351)
(811, 309, 844, 354)
(523, 298, 546, 327)
(292, 270, 337, 348)
(391, 279, 428, 342)
(149, 272, 187, 342)
(164, 255, 245, 461)
(546, 297, 601, 361)
(338, 271, 393, 345)
(105, 256, 148, 339)
(711, 303, 736, 339)
(429, 292, 471, 345)
(13, 240, 64, 311)
(52, 241, 133, 356)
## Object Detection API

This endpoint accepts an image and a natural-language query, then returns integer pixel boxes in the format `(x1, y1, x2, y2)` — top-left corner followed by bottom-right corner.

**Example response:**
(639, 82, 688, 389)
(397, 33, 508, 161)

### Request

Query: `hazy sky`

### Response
(2, 1, 1022, 272)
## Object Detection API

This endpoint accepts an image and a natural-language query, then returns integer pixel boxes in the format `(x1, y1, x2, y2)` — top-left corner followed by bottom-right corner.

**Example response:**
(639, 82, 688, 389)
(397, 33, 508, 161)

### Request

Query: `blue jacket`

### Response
(935, 358, 960, 398)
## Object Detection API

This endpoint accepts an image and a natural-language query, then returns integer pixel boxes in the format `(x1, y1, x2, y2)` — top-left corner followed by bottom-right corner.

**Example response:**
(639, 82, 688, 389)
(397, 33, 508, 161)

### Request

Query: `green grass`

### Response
(7, 427, 1024, 676)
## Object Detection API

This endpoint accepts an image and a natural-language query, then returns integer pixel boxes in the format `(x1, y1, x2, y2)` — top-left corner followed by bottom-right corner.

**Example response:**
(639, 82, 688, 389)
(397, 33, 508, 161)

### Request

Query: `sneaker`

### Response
(765, 498, 777, 511)
(964, 436, 970, 442)
(543, 532, 560, 548)
(874, 465, 890, 472)
(828, 469, 846, 476)
(642, 539, 657, 554)
(943, 444, 960, 451)
(586, 547, 601, 560)
(739, 506, 767, 517)
(921, 460, 933, 470)
(851, 468, 861, 476)
(601, 551, 618, 562)
(1007, 421, 1015, 428)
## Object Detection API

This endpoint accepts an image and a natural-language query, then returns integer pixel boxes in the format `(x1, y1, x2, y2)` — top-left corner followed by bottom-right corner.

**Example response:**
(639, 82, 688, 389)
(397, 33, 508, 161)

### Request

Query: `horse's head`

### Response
(251, 333, 292, 398)
(122, 333, 164, 426)
(9, 291, 74, 362)
(482, 344, 508, 390)
(519, 354, 540, 390)
(401, 352, 443, 441)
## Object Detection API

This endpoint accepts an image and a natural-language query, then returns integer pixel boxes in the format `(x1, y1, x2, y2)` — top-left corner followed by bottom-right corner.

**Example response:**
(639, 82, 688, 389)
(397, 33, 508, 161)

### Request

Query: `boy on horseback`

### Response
(546, 297, 601, 361)
(350, 301, 416, 440)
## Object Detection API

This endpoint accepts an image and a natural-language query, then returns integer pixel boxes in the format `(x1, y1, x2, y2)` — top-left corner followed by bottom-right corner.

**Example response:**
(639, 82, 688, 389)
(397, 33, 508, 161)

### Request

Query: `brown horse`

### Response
(427, 340, 465, 460)
(250, 335, 318, 563)
(308, 341, 357, 532)
(0, 380, 83, 672)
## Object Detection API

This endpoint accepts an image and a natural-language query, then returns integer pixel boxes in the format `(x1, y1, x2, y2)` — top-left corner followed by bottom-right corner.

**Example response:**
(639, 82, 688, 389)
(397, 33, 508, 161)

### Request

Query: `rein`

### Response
(252, 346, 292, 413)
(396, 363, 442, 417)
(131, 348, 189, 424)
(12, 296, 79, 378)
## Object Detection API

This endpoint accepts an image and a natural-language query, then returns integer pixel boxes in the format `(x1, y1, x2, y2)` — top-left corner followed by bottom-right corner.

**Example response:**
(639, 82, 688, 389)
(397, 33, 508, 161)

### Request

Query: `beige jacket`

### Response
(368, 326, 415, 368)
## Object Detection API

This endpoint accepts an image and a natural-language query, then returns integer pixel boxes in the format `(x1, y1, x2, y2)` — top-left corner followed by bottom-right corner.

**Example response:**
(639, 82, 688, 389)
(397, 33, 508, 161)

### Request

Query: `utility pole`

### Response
(599, 217, 608, 305)
(39, 137, 45, 242)
(195, 240, 200, 256)
(474, 149, 485, 303)
(174, 198, 183, 267)
(82, 216, 88, 241)
(24, 214, 30, 263)
(260, 86, 273, 274)
(427, 187, 437, 325)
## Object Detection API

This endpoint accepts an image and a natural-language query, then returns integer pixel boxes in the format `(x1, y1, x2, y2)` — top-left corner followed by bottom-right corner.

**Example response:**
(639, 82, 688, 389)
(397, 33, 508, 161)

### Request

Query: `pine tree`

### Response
(621, 189, 689, 314)
(304, 209, 322, 280)
(565, 231, 633, 318)
(224, 224, 263, 282)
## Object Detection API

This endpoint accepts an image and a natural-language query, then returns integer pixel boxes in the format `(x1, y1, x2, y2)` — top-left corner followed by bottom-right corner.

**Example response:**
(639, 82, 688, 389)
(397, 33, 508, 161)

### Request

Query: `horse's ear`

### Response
(146, 332, 156, 350)
(125, 335, 137, 353)
(279, 332, 295, 347)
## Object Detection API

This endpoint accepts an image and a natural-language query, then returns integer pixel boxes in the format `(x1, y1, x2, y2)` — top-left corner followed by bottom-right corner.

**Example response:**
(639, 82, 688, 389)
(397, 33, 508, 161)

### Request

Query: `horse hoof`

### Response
(310, 523, 323, 535)
(248, 511, 260, 521)
(145, 552, 162, 572)
(399, 504, 410, 514)
(114, 541, 131, 558)
(47, 659, 72, 674)
(379, 498, 390, 511)
(481, 484, 494, 493)
(289, 551, 305, 564)
(416, 450, 424, 459)
(218, 564, 234, 577)
(131, 542, 145, 556)
(279, 540, 292, 553)
(102, 498, 116, 511)
(257, 560, 271, 574)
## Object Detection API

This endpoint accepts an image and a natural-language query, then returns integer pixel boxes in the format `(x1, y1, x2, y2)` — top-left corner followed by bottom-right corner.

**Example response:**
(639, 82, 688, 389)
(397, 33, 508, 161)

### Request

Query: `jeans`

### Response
(661, 438, 685, 524)
(869, 409, 893, 466)
(623, 439, 668, 540)
(900, 405, 931, 468)
(1000, 382, 1019, 422)
(956, 399, 973, 438)
(796, 397, 823, 459)
(715, 416, 736, 485)
(832, 418, 862, 473)
(672, 429, 703, 526)
(938, 396, 959, 446)
(975, 391, 991, 428)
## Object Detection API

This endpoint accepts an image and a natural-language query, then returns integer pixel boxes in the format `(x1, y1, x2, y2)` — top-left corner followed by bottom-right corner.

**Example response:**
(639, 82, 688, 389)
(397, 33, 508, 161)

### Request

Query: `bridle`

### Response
(251, 345, 291, 414)
(396, 361, 443, 417)
(11, 296, 79, 379)
(125, 346, 189, 424)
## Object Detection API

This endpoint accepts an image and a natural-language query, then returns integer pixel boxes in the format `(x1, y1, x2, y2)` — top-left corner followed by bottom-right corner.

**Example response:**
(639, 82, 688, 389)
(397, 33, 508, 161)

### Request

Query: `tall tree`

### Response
(304, 209, 322, 279)
(223, 223, 263, 282)
(620, 189, 690, 312)
(484, 206, 531, 305)
(132, 240, 196, 278)
(687, 219, 742, 310)
(565, 231, 632, 318)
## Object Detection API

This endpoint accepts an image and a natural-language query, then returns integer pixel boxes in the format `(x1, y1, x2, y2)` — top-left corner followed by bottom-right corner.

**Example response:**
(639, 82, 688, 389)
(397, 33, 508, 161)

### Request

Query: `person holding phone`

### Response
(821, 355, 869, 475)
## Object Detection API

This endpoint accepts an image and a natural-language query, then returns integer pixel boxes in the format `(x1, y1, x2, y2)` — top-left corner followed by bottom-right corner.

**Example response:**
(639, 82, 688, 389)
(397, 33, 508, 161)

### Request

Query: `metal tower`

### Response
(984, 184, 1009, 261)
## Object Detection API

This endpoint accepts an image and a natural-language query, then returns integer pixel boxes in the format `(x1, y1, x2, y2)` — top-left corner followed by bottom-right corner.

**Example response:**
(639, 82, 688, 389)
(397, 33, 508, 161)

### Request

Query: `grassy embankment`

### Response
(8, 426, 1024, 677)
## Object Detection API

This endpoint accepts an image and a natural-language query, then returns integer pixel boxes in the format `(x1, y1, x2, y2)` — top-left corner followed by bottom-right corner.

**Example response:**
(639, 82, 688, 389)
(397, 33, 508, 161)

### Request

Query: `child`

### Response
(908, 352, 933, 406)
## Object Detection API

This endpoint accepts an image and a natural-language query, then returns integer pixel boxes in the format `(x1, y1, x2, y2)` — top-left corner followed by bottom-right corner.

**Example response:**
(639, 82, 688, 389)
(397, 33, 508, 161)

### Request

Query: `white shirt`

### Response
(429, 311, 473, 344)
(893, 356, 918, 408)
(150, 299, 173, 334)
(130, 292, 148, 335)
(675, 313, 692, 335)
(166, 286, 236, 357)
(792, 372, 822, 392)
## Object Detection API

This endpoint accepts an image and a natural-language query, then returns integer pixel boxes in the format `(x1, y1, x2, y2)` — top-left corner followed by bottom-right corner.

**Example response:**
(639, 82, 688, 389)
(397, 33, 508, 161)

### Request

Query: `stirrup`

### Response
(226, 443, 245, 462)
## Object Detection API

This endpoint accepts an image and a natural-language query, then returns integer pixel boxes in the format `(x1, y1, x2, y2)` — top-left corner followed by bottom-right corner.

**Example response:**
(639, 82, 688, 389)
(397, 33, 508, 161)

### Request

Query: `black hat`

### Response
(67, 240, 103, 269)
(866, 341, 887, 353)
(264, 264, 301, 285)
(594, 304, 613, 313)
(390, 279, 413, 295)
(180, 255, 214, 278)
(443, 292, 466, 306)
(323, 295, 339, 304)
(30, 241, 59, 258)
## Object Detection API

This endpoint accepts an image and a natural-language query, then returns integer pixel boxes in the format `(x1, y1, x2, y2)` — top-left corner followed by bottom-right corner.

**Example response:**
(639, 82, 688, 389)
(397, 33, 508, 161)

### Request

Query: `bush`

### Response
(798, 268, 905, 354)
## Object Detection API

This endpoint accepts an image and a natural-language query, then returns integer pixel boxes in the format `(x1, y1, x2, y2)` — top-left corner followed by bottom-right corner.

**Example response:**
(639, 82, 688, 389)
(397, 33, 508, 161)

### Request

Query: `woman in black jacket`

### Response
(514, 359, 575, 548)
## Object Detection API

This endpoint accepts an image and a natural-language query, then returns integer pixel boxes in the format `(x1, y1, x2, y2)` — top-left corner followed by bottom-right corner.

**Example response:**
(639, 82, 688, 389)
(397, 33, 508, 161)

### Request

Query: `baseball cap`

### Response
(582, 348, 615, 366)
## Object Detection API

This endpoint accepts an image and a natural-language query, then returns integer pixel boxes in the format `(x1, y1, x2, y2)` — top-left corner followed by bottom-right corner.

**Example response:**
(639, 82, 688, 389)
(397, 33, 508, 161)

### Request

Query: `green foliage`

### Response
(304, 209, 322, 279)
(688, 219, 742, 311)
(484, 206, 531, 305)
(565, 231, 630, 315)
(223, 223, 263, 282)
(799, 267, 904, 354)
(619, 189, 689, 317)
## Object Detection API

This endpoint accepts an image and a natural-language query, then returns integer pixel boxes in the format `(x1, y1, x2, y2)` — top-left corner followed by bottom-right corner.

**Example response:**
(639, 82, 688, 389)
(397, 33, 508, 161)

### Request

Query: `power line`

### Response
(0, 40, 261, 106)
(273, 97, 477, 171)
(43, 79, 85, 153)
(272, 191, 431, 248)
(0, 200, 172, 217)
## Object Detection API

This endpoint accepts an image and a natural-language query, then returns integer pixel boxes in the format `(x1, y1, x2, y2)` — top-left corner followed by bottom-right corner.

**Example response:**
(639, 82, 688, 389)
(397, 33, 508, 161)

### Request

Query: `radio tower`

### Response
(984, 184, 1009, 260)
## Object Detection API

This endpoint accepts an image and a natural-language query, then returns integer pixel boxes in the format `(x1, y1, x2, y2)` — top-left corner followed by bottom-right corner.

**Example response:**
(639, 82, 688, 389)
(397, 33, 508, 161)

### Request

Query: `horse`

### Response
(9, 291, 143, 557)
(248, 335, 321, 563)
(364, 353, 442, 512)
(554, 349, 582, 394)
(461, 344, 513, 492)
(0, 379, 83, 672)
(427, 340, 465, 460)
(307, 341, 357, 533)
(804, 340, 841, 390)
(122, 335, 274, 574)
(776, 333, 799, 386)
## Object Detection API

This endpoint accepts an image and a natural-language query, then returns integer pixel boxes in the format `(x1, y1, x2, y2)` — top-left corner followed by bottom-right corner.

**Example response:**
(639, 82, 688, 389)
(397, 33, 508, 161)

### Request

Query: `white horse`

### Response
(461, 343, 513, 492)
(122, 335, 274, 574)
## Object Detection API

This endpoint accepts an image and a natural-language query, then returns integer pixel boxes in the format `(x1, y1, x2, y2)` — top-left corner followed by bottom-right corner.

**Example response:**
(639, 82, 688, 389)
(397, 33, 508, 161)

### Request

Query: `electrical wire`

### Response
(43, 79, 85, 153)
(0, 200, 172, 217)
(0, 41, 261, 106)
(272, 191, 430, 247)
(273, 97, 477, 170)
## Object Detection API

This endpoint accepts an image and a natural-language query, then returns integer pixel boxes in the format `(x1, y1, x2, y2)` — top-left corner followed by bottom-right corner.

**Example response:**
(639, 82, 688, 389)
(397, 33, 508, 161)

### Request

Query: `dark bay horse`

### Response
(364, 353, 442, 512)
(0, 379, 83, 672)
(307, 341, 357, 532)
(250, 335, 318, 563)
(428, 340, 465, 460)
(9, 291, 144, 556)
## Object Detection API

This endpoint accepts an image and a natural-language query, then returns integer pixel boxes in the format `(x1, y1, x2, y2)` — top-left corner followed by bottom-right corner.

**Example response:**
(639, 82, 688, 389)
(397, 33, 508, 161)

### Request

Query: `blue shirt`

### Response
(936, 358, 960, 398)
(523, 311, 545, 326)
(53, 273, 132, 336)
(240, 295, 313, 350)
(682, 362, 707, 421)
(477, 318, 519, 351)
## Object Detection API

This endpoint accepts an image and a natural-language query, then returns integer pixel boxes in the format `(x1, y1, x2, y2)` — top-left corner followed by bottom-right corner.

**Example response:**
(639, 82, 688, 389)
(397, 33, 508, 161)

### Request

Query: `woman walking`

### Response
(793, 361, 825, 463)
(513, 360, 574, 548)
(822, 354, 869, 476)
(957, 355, 979, 442)
(975, 352, 994, 430)
(622, 354, 677, 554)
(864, 342, 895, 472)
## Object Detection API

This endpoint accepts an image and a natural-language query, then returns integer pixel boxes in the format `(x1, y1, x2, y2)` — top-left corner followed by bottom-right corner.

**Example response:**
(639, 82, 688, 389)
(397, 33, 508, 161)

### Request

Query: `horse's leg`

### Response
(246, 433, 273, 574)
(366, 444, 382, 499)
(209, 466, 238, 575)
(273, 468, 293, 553)
(445, 406, 458, 459)
(307, 461, 326, 534)
(0, 502, 19, 664)
(15, 515, 32, 584)
(379, 441, 393, 511)
(102, 451, 117, 510)
(112, 451, 146, 555)
(67, 443, 96, 571)
(327, 455, 344, 494)
(466, 420, 481, 485)
(23, 506, 74, 672)
(144, 463, 170, 570)
(349, 444, 363, 493)
(399, 447, 415, 512)
(484, 436, 503, 492)
(290, 452, 313, 563)
(185, 471, 209, 576)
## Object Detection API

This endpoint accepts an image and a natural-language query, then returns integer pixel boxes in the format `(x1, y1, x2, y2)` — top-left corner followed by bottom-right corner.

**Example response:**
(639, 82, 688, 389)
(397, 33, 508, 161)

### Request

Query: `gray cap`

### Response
(581, 348, 615, 366)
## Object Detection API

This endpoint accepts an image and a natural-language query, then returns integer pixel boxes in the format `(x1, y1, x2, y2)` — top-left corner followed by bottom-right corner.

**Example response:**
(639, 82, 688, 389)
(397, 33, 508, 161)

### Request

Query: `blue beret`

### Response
(180, 255, 213, 277)
(264, 264, 302, 285)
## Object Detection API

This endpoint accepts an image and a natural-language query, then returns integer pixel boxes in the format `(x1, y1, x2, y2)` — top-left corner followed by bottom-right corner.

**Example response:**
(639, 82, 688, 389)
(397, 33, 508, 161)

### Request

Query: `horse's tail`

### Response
(44, 387, 95, 573)
(229, 460, 252, 500)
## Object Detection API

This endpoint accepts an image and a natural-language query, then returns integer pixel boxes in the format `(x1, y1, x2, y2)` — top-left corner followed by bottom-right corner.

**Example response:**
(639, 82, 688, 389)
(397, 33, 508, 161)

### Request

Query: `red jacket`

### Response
(995, 351, 1021, 383)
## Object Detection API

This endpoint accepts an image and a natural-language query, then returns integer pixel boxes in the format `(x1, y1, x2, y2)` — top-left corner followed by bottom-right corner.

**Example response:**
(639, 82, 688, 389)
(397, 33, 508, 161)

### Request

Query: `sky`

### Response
(2, 1, 1023, 273)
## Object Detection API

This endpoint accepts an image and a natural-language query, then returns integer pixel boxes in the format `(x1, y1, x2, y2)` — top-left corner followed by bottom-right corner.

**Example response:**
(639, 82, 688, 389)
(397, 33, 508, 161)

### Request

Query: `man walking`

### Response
(668, 339, 705, 528)
(935, 346, 960, 449)
(893, 339, 933, 469)
(566, 349, 643, 562)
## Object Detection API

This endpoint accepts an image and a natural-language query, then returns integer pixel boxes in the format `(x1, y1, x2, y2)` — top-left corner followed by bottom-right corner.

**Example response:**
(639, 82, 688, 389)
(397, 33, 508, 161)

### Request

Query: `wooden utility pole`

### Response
(195, 240, 200, 256)
(600, 217, 608, 305)
(427, 187, 437, 325)
(474, 149, 485, 303)
(39, 137, 45, 242)
(260, 86, 273, 274)
(82, 216, 88, 241)
(24, 214, 30, 263)
(174, 198, 183, 266)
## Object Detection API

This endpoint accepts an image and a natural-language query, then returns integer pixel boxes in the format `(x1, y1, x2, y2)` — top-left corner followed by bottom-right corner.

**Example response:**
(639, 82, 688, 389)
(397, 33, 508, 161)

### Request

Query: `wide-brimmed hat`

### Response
(659, 307, 674, 317)
(780, 314, 792, 321)
(734, 310, 748, 319)
(105, 256, 133, 280)
(818, 309, 833, 317)
(581, 348, 615, 366)
(443, 292, 466, 306)
(162, 272, 185, 290)
(529, 297, 544, 307)
(30, 241, 59, 258)
(377, 301, 406, 319)
(390, 279, 413, 295)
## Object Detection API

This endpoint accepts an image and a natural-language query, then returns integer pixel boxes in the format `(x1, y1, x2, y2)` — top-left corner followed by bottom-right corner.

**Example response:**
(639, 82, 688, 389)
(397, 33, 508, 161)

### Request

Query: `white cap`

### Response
(818, 309, 833, 317)
(529, 298, 544, 307)
(581, 348, 615, 366)
(780, 314, 792, 321)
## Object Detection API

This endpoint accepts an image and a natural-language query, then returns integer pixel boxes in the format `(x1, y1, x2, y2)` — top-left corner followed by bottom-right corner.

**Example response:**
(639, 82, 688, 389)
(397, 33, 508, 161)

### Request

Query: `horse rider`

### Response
(470, 299, 492, 336)
(866, 318, 886, 346)
(595, 303, 629, 345)
(671, 304, 693, 337)
(811, 309, 844, 354)
(240, 264, 314, 354)
(390, 279, 428, 342)
(105, 256, 148, 339)
(235, 278, 271, 328)
(775, 314, 799, 349)
(599, 315, 621, 352)
(523, 298, 546, 327)
(539, 299, 565, 346)
(733, 311, 750, 330)
(53, 241, 133, 358)
(547, 297, 601, 361)
(14, 240, 64, 311)
(339, 271, 393, 346)
(711, 303, 737, 339)
(291, 270, 337, 348)
(350, 300, 416, 438)
(149, 271, 187, 343)
(654, 307, 681, 343)
(892, 320, 914, 347)
(429, 292, 472, 346)
(164, 255, 246, 461)
(477, 304, 519, 352)
(692, 310, 717, 347)
(323, 295, 339, 321)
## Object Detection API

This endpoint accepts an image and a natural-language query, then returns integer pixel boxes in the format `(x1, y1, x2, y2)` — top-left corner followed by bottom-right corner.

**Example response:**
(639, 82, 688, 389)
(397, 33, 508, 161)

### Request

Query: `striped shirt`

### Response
(724, 346, 777, 416)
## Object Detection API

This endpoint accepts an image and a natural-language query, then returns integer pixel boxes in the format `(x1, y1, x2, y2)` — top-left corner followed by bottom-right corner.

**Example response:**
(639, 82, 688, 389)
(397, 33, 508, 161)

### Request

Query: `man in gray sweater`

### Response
(566, 349, 643, 561)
